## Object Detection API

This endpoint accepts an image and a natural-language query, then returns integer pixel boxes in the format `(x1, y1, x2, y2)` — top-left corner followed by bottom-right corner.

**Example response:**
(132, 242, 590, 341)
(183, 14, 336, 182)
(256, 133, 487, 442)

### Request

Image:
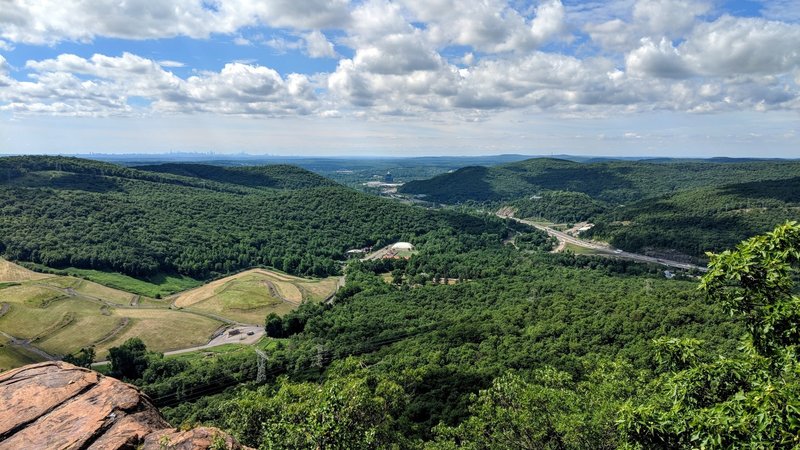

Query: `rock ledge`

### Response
(0, 361, 248, 450)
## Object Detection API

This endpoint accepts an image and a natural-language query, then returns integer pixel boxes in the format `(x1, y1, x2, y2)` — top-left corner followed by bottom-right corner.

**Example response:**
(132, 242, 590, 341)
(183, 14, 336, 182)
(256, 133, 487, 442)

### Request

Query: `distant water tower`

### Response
(384, 171, 394, 183)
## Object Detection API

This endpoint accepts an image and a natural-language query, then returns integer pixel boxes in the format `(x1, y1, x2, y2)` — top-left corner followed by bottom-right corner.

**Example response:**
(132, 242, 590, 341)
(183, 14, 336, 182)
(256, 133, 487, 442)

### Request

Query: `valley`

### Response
(0, 155, 796, 449)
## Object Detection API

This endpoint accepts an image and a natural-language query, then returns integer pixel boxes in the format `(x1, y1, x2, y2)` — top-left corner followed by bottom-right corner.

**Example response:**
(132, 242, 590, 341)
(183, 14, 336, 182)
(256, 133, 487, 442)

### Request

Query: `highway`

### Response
(512, 217, 708, 272)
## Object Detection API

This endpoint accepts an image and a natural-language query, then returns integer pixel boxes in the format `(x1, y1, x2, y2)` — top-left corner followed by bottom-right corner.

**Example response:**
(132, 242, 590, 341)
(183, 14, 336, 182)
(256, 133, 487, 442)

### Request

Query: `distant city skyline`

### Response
(1, 0, 799, 157)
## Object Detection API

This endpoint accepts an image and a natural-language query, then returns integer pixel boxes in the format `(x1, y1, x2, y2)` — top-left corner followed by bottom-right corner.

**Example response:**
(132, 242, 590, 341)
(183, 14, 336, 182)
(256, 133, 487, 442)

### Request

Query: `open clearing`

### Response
(170, 268, 338, 324)
(0, 261, 339, 370)
(0, 258, 52, 282)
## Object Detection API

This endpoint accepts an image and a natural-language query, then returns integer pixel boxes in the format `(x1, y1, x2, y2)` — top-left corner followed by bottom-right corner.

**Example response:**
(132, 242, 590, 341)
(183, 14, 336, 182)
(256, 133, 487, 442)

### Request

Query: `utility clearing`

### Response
(0, 261, 338, 371)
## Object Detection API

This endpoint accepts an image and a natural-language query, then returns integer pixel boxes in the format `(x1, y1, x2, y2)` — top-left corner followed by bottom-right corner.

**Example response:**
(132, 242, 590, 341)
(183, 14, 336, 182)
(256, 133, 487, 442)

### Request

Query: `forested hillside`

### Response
(399, 158, 800, 205)
(105, 222, 799, 449)
(587, 176, 800, 258)
(400, 158, 800, 259)
(0, 156, 513, 280)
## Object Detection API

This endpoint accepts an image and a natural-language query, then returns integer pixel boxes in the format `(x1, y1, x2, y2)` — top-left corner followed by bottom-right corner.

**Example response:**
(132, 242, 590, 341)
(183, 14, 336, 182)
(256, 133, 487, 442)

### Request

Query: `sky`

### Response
(0, 0, 799, 157)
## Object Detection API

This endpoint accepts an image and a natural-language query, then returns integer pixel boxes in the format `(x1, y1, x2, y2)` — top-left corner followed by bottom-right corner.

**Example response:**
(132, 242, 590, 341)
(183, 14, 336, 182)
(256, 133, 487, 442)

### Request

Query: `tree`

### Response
(62, 346, 95, 368)
(621, 221, 800, 449)
(265, 313, 284, 338)
(108, 337, 151, 381)
(428, 361, 640, 450)
(220, 358, 409, 449)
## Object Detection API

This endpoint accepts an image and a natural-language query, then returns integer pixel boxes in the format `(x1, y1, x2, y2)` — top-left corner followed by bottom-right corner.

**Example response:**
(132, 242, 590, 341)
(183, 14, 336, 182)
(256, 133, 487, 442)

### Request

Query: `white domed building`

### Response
(391, 242, 415, 251)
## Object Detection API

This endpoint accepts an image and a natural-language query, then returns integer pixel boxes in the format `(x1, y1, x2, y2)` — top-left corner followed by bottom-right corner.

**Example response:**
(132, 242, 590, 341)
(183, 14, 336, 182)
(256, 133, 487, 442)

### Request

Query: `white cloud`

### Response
(0, 0, 352, 44)
(264, 36, 303, 54)
(583, 0, 710, 52)
(304, 30, 337, 58)
(530, 0, 567, 46)
(353, 32, 442, 74)
(398, 0, 567, 53)
(158, 60, 186, 68)
(681, 16, 800, 76)
(624, 15, 800, 83)
(2, 53, 320, 117)
(233, 36, 252, 46)
(626, 37, 693, 78)
(632, 0, 710, 37)
(1, 1, 800, 120)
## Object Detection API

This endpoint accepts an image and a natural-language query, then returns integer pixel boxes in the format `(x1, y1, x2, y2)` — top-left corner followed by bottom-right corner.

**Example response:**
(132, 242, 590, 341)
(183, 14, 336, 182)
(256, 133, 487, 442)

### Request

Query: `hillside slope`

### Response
(400, 158, 800, 259)
(399, 158, 800, 205)
(0, 156, 511, 280)
(586, 176, 800, 259)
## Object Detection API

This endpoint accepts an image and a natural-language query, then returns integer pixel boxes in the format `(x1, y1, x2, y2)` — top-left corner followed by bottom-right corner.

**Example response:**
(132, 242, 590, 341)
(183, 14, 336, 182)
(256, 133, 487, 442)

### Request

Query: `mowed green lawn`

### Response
(20, 263, 202, 298)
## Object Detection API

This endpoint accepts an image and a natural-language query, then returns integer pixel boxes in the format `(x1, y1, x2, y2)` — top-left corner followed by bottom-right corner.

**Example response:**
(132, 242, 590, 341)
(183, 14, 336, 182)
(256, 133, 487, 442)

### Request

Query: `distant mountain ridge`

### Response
(399, 157, 800, 204)
(136, 163, 337, 190)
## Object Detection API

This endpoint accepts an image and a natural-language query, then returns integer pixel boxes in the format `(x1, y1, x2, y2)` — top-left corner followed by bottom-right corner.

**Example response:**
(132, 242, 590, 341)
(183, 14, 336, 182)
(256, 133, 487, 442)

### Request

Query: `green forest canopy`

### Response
(0, 156, 517, 280)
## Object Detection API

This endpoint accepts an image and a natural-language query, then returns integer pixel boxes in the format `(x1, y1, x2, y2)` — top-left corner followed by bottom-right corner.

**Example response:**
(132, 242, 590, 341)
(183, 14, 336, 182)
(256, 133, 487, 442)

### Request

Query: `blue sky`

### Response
(1, 0, 799, 157)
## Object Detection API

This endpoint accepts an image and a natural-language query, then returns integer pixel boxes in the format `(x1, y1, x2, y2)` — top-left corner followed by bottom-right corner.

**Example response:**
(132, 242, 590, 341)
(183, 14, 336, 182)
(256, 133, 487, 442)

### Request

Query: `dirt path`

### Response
(91, 318, 131, 346)
(0, 330, 58, 361)
(324, 276, 346, 305)
(263, 280, 301, 306)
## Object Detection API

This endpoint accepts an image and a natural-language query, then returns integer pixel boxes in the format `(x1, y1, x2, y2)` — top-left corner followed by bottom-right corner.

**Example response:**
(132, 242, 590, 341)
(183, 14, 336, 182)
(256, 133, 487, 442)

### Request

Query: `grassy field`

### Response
(0, 261, 339, 371)
(0, 258, 52, 282)
(171, 268, 339, 324)
(563, 243, 606, 255)
(0, 335, 41, 373)
(19, 263, 202, 298)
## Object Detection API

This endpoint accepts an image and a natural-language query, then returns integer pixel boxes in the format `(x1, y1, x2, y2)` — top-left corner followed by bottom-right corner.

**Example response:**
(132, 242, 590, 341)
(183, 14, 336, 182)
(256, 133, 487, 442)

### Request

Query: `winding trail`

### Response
(0, 330, 58, 361)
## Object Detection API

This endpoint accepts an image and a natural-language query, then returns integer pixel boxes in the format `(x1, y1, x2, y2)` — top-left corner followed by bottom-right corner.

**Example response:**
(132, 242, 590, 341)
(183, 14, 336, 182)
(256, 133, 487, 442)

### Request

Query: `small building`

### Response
(664, 270, 675, 279)
(345, 247, 371, 259)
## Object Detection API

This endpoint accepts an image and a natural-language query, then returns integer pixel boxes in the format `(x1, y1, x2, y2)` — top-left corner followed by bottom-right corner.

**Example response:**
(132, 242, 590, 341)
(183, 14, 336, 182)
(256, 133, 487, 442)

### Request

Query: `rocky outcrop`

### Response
(0, 361, 249, 450)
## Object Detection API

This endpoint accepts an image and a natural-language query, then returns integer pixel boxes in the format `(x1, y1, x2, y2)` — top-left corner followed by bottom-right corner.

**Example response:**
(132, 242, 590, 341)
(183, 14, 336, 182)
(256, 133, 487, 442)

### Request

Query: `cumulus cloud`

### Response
(2, 53, 319, 117)
(353, 33, 442, 74)
(625, 15, 800, 80)
(626, 38, 693, 78)
(632, 0, 710, 37)
(530, 0, 567, 46)
(681, 16, 800, 76)
(1, 1, 800, 119)
(304, 31, 337, 58)
(584, 0, 711, 52)
(0, 0, 351, 44)
(397, 0, 567, 52)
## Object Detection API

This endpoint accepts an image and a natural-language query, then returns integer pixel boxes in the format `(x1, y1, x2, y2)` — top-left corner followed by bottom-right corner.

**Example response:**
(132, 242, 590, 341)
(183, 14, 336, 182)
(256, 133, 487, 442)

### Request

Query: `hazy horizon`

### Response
(1, 1, 799, 157)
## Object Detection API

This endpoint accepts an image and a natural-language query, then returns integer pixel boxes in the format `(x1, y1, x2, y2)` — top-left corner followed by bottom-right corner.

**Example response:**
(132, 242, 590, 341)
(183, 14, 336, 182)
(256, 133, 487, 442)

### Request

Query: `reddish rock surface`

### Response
(0, 361, 249, 450)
